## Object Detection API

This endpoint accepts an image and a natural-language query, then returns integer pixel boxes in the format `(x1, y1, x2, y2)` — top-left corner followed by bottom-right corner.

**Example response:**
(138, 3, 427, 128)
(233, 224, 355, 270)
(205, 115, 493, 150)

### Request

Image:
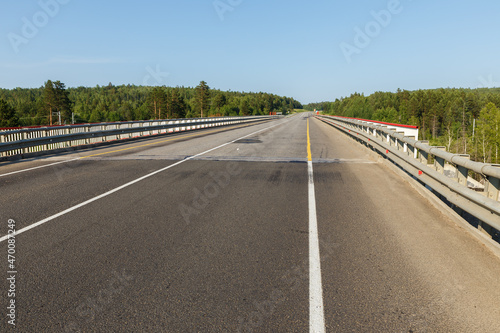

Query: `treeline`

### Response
(0, 81, 302, 128)
(306, 88, 500, 163)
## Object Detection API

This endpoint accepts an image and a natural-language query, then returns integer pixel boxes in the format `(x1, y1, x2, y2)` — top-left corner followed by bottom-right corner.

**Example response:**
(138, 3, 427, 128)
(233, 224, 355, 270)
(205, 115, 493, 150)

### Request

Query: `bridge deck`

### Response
(1, 114, 499, 331)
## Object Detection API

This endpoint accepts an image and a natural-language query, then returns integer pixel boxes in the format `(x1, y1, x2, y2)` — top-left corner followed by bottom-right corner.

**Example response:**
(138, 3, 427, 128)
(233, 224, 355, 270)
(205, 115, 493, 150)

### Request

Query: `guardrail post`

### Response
(406, 140, 416, 158)
(0, 133, 4, 157)
(66, 128, 71, 147)
(395, 132, 405, 152)
(453, 155, 470, 186)
(22, 131, 27, 155)
(418, 141, 429, 165)
(102, 124, 106, 142)
(484, 165, 500, 202)
(432, 147, 446, 174)
(44, 129, 49, 151)
(389, 134, 397, 148)
(85, 126, 90, 144)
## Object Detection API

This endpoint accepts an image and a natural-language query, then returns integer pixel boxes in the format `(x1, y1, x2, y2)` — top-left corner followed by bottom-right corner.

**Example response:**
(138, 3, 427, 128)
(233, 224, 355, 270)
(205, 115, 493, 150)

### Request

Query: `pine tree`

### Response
(0, 99, 18, 127)
(170, 88, 185, 119)
(43, 80, 71, 125)
(477, 102, 500, 163)
(43, 80, 56, 125)
(239, 98, 250, 116)
(149, 87, 168, 119)
(195, 81, 210, 117)
(212, 93, 226, 113)
(54, 81, 71, 124)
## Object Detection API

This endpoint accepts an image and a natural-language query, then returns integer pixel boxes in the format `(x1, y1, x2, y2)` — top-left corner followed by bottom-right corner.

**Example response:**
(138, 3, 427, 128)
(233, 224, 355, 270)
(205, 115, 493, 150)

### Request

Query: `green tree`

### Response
(149, 87, 168, 119)
(0, 99, 18, 127)
(0, 83, 302, 125)
(135, 104, 150, 120)
(170, 88, 187, 118)
(212, 92, 226, 113)
(477, 102, 500, 163)
(107, 111, 122, 122)
(43, 80, 72, 125)
(54, 81, 72, 124)
(89, 110, 104, 123)
(372, 107, 398, 123)
(195, 81, 210, 117)
(239, 98, 250, 116)
(43, 80, 56, 125)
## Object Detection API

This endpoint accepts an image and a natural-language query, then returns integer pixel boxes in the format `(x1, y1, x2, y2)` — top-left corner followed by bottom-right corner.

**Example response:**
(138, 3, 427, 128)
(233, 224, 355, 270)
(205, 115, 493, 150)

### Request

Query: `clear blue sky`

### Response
(1, 0, 499, 104)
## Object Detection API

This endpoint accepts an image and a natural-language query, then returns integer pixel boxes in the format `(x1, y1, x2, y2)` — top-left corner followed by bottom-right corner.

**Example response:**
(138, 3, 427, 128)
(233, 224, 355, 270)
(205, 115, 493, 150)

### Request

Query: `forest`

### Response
(3, 81, 499, 164)
(305, 88, 500, 164)
(0, 81, 302, 128)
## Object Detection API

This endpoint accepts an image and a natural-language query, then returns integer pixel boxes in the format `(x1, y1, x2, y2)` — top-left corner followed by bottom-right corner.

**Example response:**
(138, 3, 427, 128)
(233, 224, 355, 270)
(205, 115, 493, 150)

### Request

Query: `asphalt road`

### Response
(1, 113, 500, 332)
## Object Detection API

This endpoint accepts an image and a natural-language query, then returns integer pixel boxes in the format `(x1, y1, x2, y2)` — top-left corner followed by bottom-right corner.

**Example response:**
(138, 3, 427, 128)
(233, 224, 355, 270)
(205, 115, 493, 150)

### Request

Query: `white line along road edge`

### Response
(0, 120, 287, 243)
(308, 116, 326, 333)
(0, 158, 81, 178)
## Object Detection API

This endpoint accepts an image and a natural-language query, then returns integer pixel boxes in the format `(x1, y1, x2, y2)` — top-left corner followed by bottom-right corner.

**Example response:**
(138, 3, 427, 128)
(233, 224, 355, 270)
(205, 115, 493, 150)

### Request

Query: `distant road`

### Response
(1, 113, 500, 332)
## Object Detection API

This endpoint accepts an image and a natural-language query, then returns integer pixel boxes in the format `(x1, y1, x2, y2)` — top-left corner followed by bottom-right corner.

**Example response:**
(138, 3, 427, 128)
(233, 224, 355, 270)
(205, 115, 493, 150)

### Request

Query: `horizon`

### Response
(2, 83, 499, 106)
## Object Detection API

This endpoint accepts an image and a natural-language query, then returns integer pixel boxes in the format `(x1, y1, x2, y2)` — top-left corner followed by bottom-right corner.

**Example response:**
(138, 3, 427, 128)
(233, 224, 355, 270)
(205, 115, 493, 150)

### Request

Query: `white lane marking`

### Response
(0, 158, 81, 178)
(0, 122, 285, 243)
(308, 116, 326, 332)
(308, 160, 326, 333)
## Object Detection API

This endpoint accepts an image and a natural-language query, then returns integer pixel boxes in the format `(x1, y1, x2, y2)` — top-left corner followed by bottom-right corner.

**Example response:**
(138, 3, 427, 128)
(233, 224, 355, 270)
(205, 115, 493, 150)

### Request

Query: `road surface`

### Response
(1, 113, 500, 332)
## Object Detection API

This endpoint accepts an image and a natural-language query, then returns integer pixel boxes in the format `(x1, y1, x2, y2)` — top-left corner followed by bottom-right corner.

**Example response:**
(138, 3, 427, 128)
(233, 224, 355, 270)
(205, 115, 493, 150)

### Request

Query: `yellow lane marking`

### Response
(307, 118, 312, 162)
(80, 123, 254, 159)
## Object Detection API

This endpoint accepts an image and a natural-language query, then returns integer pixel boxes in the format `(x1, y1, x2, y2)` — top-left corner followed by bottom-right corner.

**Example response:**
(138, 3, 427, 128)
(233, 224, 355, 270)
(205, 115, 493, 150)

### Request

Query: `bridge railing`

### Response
(317, 115, 500, 238)
(0, 116, 277, 158)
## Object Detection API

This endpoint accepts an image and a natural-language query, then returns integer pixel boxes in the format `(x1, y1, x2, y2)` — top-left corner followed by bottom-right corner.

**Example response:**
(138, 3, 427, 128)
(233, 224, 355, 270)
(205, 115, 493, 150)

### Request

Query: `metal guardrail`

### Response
(0, 116, 277, 158)
(317, 115, 500, 237)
